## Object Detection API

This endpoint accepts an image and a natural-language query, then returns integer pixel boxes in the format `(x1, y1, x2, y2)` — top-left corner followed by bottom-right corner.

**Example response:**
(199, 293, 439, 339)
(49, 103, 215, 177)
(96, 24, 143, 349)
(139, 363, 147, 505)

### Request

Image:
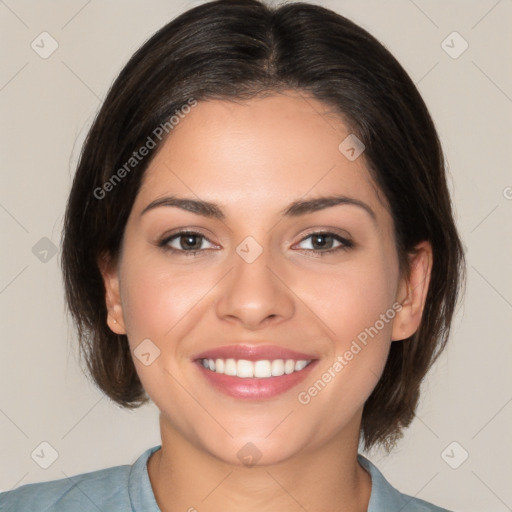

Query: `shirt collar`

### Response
(131, 446, 421, 511)
(358, 453, 427, 510)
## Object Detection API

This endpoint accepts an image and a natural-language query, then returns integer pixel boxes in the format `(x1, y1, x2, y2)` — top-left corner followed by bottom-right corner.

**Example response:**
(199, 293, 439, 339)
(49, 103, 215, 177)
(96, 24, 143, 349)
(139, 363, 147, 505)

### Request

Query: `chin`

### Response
(203, 430, 310, 468)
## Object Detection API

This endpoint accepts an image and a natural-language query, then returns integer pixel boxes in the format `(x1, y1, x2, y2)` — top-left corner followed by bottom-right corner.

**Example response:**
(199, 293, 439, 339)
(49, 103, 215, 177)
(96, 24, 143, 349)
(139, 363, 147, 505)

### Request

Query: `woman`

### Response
(0, 0, 464, 510)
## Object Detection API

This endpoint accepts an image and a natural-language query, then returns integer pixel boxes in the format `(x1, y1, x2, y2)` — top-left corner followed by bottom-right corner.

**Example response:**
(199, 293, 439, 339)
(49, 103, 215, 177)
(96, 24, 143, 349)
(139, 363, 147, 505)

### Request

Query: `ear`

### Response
(97, 253, 127, 335)
(391, 241, 433, 342)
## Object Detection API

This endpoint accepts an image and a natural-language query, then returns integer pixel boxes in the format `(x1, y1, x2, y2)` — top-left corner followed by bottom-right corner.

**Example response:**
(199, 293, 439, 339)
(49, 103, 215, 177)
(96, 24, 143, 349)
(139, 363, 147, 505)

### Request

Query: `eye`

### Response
(159, 231, 216, 255)
(157, 230, 353, 257)
(294, 231, 354, 255)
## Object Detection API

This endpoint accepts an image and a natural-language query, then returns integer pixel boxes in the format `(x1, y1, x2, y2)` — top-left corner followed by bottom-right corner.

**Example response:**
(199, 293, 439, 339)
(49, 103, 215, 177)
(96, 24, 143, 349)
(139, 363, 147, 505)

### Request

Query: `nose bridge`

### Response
(215, 238, 295, 329)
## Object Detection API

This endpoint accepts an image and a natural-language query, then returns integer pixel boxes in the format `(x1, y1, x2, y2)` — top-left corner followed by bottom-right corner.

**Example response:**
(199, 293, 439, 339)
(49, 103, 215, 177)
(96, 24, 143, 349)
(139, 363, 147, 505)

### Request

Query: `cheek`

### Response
(304, 250, 398, 343)
(118, 250, 212, 345)
(294, 259, 398, 437)
(300, 249, 398, 395)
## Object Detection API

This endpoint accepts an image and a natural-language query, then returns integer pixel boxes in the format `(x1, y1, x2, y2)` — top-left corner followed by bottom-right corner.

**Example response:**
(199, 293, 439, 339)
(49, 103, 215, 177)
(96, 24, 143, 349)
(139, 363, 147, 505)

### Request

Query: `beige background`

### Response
(1, 1, 511, 510)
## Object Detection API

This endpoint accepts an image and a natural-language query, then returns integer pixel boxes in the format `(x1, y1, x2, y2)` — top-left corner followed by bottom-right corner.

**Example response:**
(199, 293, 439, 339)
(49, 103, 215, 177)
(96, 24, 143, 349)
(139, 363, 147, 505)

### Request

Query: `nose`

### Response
(215, 245, 295, 330)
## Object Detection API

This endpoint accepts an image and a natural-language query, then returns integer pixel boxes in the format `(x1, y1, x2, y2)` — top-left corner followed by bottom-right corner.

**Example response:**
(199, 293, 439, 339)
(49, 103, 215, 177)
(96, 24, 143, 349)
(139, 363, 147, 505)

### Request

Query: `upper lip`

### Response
(192, 344, 317, 362)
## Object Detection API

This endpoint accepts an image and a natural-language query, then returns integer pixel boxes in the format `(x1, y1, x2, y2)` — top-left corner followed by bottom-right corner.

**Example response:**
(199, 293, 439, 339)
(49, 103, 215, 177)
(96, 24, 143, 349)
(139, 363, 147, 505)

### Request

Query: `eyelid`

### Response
(158, 226, 215, 242)
(292, 230, 354, 252)
(292, 226, 353, 245)
(157, 228, 219, 252)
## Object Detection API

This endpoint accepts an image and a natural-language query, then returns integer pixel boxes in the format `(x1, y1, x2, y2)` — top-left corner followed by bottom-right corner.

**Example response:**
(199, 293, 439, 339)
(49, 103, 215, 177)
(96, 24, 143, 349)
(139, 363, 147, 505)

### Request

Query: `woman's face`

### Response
(104, 91, 424, 465)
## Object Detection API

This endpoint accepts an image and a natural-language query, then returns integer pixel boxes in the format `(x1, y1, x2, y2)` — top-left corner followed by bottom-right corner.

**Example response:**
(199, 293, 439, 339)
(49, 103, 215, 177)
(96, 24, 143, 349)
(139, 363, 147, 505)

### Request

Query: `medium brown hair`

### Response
(61, 0, 465, 452)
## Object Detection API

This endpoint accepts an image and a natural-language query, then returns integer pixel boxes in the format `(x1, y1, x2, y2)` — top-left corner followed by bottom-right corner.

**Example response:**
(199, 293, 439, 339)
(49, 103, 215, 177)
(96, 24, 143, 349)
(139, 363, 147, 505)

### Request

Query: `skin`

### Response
(101, 90, 432, 512)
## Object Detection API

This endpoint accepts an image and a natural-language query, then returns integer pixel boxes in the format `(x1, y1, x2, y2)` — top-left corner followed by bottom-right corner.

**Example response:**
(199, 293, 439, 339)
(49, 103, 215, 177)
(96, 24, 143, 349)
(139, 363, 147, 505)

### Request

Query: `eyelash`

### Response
(157, 230, 354, 257)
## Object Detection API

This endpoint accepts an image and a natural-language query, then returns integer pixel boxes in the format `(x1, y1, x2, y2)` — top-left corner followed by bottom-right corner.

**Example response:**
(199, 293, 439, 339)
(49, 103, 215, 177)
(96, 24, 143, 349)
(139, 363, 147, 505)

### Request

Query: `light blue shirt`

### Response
(0, 445, 451, 511)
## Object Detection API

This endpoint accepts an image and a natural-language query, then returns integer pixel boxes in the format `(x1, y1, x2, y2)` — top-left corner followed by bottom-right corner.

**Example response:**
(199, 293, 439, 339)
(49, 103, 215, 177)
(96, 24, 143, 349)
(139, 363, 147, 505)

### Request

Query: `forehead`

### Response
(133, 92, 390, 223)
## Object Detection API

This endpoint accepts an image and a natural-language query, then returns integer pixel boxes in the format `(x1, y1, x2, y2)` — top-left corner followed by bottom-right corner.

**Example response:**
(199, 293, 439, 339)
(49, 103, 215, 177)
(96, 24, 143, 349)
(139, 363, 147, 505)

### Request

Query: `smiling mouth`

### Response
(199, 358, 313, 378)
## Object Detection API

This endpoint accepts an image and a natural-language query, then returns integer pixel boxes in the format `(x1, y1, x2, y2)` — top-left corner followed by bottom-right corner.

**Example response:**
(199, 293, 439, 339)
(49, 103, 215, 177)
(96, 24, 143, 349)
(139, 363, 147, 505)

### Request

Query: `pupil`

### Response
(182, 234, 200, 250)
(313, 234, 331, 250)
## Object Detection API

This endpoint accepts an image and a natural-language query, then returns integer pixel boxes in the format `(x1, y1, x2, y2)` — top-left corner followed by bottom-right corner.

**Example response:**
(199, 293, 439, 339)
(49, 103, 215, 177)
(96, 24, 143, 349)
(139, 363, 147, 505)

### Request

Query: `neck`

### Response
(147, 415, 372, 512)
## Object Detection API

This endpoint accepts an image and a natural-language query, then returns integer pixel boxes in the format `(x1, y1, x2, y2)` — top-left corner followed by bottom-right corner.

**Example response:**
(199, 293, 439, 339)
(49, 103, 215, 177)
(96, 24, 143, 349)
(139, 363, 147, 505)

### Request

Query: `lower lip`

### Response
(195, 360, 318, 400)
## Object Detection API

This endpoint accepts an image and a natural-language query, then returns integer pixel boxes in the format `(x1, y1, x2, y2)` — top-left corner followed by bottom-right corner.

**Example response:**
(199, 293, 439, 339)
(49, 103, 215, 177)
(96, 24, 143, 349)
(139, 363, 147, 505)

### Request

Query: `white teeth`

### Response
(284, 359, 295, 374)
(201, 357, 312, 378)
(224, 358, 237, 376)
(295, 360, 308, 371)
(237, 359, 254, 378)
(271, 359, 285, 376)
(254, 360, 272, 378)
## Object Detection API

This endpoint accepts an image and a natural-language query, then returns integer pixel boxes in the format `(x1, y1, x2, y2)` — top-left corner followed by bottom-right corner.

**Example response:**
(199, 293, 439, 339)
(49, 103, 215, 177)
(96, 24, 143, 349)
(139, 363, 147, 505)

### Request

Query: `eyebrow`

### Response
(140, 194, 376, 223)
